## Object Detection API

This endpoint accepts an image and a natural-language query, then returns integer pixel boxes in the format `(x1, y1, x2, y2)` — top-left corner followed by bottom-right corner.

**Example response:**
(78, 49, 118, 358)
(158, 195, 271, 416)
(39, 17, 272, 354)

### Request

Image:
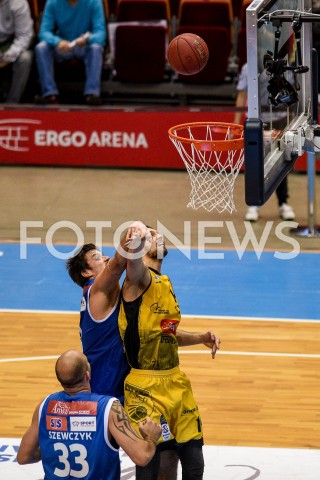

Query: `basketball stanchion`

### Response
(290, 151, 320, 237)
(168, 122, 244, 213)
(290, 48, 320, 238)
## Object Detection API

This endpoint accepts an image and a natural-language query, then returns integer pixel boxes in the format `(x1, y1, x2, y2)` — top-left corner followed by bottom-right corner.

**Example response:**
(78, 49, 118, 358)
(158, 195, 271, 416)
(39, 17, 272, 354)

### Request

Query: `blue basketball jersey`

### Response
(80, 280, 129, 401)
(38, 391, 120, 480)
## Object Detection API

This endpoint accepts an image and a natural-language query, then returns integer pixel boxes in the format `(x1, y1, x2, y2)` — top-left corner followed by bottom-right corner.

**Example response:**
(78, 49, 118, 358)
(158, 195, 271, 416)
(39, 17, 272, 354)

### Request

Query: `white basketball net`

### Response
(169, 122, 244, 213)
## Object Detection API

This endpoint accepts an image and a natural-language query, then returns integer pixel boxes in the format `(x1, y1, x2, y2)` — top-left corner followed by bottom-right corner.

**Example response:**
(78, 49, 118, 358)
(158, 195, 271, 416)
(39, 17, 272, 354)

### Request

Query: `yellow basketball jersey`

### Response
(119, 268, 181, 370)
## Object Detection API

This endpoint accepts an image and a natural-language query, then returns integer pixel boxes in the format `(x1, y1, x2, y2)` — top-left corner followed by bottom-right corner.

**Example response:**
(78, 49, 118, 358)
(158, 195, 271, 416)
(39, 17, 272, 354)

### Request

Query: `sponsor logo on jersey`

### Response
(160, 319, 179, 334)
(160, 414, 171, 441)
(125, 383, 151, 398)
(70, 417, 97, 431)
(48, 401, 70, 415)
(46, 416, 68, 431)
(160, 334, 177, 344)
(182, 406, 199, 415)
(47, 400, 97, 416)
(150, 302, 169, 314)
(80, 296, 86, 311)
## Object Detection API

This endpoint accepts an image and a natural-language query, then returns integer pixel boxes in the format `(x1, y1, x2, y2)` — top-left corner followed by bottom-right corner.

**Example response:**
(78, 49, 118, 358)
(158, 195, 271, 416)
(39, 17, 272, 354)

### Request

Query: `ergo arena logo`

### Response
(19, 220, 301, 261)
(0, 119, 148, 151)
(0, 119, 41, 152)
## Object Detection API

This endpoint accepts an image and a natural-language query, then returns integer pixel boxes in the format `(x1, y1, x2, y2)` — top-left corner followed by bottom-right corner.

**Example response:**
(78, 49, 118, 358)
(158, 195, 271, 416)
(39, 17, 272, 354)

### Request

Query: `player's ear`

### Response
(81, 269, 91, 279)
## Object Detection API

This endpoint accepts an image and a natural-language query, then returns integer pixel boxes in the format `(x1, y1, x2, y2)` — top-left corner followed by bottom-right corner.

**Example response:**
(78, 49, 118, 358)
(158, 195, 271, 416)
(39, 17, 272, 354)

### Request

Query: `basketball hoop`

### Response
(168, 122, 244, 213)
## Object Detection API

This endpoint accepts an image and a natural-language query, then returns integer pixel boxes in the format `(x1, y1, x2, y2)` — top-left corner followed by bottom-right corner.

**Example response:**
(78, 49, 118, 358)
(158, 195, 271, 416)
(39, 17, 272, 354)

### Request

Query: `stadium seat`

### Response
(26, 0, 41, 33)
(169, 0, 180, 17)
(231, 0, 242, 19)
(102, 0, 110, 18)
(175, 25, 231, 84)
(27, 0, 39, 23)
(116, 0, 171, 21)
(107, 0, 117, 17)
(178, 0, 233, 30)
(237, 0, 251, 69)
(113, 24, 168, 82)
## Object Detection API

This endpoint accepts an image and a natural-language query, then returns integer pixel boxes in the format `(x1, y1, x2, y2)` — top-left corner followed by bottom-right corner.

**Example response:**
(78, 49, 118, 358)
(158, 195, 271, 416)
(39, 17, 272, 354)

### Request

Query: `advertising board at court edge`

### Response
(0, 110, 312, 169)
(1, 110, 235, 169)
(0, 112, 160, 168)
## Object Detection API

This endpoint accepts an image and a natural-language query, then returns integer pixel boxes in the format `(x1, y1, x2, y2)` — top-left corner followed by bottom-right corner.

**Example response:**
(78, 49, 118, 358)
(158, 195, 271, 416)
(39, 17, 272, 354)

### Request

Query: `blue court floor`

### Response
(0, 242, 319, 320)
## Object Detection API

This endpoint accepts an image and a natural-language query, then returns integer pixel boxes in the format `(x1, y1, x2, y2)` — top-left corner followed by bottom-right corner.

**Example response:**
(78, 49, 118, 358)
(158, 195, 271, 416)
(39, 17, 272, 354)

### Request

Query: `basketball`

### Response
(167, 33, 209, 75)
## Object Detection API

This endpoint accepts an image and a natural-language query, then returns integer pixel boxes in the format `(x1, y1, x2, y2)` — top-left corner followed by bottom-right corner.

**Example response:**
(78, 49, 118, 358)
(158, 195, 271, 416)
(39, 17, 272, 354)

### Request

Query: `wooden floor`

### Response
(1, 311, 319, 449)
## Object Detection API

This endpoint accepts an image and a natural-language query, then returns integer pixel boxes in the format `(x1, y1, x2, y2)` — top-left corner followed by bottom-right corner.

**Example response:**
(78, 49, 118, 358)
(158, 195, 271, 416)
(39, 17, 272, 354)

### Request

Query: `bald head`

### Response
(55, 350, 90, 390)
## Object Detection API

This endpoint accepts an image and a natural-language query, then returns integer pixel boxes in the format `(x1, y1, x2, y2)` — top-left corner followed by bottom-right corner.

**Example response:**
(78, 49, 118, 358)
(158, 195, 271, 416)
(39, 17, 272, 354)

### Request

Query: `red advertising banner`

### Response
(0, 107, 315, 170)
(0, 108, 234, 169)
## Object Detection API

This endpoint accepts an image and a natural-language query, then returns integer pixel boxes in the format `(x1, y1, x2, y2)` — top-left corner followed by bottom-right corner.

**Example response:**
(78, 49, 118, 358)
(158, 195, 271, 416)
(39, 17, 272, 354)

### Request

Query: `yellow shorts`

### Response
(124, 366, 203, 444)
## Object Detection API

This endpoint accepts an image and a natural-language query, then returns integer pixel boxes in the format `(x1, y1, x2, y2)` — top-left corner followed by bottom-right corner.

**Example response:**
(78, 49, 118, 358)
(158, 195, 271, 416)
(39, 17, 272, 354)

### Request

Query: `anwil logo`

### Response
(50, 401, 70, 415)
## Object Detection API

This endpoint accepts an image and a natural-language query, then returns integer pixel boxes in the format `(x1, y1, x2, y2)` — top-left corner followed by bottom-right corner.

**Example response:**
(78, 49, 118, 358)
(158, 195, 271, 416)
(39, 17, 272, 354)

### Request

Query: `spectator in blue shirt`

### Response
(34, 0, 106, 105)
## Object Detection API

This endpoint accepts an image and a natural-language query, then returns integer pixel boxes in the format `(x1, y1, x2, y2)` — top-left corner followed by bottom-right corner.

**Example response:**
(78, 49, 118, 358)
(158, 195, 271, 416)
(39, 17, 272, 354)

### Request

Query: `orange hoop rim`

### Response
(168, 122, 244, 152)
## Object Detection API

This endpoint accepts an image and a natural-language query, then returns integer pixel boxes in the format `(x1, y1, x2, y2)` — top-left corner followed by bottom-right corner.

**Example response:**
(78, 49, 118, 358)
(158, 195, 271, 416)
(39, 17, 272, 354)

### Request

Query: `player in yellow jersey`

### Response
(118, 221, 221, 480)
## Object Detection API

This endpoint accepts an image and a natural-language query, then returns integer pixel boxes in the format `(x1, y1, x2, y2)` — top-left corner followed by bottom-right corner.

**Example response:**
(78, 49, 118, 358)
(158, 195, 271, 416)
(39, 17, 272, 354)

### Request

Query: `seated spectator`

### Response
(34, 0, 106, 106)
(0, 0, 34, 103)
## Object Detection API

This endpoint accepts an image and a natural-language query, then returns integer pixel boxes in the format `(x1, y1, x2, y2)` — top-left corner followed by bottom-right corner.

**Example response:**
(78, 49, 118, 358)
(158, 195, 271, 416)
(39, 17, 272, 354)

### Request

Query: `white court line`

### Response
(1, 350, 320, 363)
(0, 308, 319, 323)
(0, 355, 59, 363)
(180, 350, 320, 358)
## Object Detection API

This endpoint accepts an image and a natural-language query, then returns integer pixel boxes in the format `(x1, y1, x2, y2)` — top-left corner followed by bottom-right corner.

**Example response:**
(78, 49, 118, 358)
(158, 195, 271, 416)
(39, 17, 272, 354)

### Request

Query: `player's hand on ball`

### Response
(126, 221, 152, 251)
(125, 230, 143, 249)
(138, 417, 162, 444)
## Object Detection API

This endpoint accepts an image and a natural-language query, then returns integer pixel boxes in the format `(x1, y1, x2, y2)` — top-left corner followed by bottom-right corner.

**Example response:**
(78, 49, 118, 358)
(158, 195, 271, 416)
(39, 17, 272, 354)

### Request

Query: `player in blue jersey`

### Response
(17, 349, 161, 478)
(66, 232, 136, 403)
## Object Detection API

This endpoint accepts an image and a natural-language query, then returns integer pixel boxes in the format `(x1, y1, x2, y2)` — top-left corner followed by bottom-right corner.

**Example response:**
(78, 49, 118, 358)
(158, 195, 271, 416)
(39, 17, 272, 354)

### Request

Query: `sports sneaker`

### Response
(279, 203, 295, 220)
(245, 206, 260, 222)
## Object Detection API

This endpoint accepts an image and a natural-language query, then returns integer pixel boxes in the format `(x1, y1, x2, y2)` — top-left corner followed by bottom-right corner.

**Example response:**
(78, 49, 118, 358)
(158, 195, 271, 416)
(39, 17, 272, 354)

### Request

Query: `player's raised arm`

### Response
(122, 221, 152, 301)
(90, 224, 143, 296)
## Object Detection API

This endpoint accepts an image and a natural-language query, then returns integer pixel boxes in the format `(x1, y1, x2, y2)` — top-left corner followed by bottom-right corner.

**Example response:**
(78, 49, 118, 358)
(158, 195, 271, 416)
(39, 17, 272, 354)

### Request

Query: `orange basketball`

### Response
(167, 33, 209, 75)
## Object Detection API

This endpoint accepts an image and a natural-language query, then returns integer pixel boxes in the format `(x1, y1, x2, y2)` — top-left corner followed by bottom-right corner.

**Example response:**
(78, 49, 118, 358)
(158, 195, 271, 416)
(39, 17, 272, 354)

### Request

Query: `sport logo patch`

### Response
(160, 319, 179, 335)
(46, 416, 68, 431)
(70, 416, 97, 431)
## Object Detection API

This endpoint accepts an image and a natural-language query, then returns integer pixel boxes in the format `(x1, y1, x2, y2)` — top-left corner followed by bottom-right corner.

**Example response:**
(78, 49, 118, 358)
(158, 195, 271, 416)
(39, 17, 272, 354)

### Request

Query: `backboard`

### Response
(244, 0, 315, 205)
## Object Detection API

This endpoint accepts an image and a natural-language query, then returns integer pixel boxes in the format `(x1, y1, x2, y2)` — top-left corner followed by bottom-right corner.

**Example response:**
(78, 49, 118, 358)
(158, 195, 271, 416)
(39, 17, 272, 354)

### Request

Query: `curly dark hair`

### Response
(66, 243, 97, 287)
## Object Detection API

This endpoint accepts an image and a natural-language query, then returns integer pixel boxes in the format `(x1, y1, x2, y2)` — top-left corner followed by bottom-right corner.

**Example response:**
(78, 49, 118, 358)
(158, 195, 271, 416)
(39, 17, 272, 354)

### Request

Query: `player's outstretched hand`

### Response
(201, 331, 221, 359)
(125, 221, 151, 251)
(138, 417, 162, 444)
